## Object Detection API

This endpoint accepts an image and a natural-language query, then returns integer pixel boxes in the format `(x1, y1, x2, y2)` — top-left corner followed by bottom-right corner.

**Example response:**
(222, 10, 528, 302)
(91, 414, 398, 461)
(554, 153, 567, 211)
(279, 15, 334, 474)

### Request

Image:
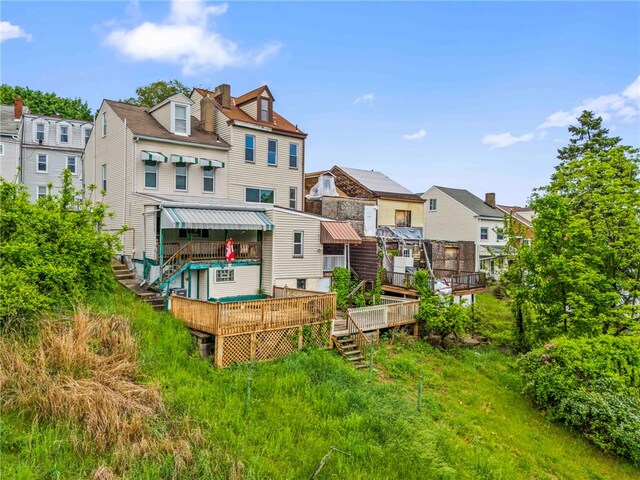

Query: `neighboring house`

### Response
(496, 204, 534, 241)
(305, 167, 426, 283)
(85, 85, 332, 300)
(21, 109, 91, 199)
(0, 100, 24, 182)
(422, 187, 507, 274)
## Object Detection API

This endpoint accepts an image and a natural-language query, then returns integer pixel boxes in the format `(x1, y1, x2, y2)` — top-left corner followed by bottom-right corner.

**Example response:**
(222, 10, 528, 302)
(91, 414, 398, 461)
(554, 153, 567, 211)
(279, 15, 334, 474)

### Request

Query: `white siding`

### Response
(422, 187, 478, 242)
(149, 103, 171, 132)
(227, 125, 303, 209)
(479, 218, 507, 246)
(0, 137, 20, 182)
(239, 100, 257, 120)
(208, 265, 260, 299)
(271, 209, 323, 289)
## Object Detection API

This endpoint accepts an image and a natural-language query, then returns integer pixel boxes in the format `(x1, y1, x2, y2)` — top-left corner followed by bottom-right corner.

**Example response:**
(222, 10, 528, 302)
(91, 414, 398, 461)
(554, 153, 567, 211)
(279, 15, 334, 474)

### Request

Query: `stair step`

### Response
(336, 338, 352, 344)
(343, 350, 362, 356)
(347, 356, 365, 362)
(341, 344, 358, 350)
(355, 364, 368, 369)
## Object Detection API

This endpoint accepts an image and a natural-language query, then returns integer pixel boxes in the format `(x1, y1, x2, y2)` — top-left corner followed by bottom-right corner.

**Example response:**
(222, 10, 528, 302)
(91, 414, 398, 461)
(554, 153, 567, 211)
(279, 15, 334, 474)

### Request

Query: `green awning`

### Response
(198, 158, 225, 168)
(161, 207, 274, 231)
(141, 150, 167, 163)
(171, 154, 198, 164)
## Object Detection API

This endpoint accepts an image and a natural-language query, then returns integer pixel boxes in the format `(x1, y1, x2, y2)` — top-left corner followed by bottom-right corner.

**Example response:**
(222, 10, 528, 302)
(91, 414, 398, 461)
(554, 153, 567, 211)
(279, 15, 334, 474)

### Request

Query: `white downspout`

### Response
(476, 216, 480, 272)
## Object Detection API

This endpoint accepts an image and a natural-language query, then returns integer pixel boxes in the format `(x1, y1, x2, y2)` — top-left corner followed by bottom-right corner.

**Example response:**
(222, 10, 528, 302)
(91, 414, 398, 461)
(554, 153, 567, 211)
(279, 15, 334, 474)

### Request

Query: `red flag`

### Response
(225, 238, 235, 262)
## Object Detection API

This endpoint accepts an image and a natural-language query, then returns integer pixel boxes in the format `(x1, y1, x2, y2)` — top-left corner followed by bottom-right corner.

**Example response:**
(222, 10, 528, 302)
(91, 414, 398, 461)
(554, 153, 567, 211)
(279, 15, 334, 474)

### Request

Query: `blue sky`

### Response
(2, 0, 639, 205)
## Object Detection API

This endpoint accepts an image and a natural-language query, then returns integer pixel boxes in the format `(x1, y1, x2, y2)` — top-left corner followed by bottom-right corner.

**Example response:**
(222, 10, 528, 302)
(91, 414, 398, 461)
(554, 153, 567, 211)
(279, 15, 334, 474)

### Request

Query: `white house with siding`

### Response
(85, 84, 340, 301)
(20, 110, 91, 199)
(422, 186, 507, 274)
(0, 101, 24, 182)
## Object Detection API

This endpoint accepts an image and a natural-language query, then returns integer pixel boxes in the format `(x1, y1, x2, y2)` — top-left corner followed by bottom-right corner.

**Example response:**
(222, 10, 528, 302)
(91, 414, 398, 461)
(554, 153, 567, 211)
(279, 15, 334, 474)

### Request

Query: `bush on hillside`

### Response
(519, 336, 640, 465)
(0, 172, 122, 332)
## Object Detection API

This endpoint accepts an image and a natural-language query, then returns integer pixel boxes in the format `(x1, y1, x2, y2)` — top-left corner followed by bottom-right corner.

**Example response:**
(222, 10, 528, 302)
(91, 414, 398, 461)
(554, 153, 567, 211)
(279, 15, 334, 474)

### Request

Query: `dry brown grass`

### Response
(0, 309, 195, 474)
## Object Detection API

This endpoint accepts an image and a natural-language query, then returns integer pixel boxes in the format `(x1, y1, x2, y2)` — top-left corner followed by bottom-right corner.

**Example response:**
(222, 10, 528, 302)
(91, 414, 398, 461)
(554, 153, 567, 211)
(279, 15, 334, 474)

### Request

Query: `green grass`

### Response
(471, 292, 517, 346)
(3, 286, 639, 479)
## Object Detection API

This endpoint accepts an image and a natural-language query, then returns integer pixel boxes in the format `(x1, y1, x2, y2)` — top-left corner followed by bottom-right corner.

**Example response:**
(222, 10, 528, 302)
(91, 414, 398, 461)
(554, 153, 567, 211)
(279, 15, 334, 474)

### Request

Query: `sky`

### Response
(2, 0, 639, 206)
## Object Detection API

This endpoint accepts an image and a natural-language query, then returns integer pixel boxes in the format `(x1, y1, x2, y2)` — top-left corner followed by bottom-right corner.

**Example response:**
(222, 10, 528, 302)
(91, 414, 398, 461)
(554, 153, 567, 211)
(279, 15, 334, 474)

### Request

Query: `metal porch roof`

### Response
(162, 207, 274, 231)
(320, 221, 362, 244)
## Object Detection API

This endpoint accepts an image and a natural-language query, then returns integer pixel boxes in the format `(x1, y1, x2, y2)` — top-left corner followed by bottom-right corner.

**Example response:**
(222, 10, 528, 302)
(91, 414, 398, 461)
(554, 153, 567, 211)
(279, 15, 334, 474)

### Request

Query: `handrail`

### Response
(161, 242, 192, 280)
(347, 280, 366, 299)
(346, 312, 371, 353)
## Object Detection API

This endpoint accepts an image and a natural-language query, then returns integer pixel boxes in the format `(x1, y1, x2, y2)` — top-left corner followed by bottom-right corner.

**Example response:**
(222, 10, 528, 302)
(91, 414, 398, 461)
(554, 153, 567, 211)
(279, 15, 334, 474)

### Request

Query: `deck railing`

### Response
(170, 293, 337, 336)
(347, 304, 388, 331)
(346, 313, 371, 353)
(323, 254, 347, 272)
(383, 270, 487, 293)
(273, 286, 330, 298)
(162, 241, 261, 264)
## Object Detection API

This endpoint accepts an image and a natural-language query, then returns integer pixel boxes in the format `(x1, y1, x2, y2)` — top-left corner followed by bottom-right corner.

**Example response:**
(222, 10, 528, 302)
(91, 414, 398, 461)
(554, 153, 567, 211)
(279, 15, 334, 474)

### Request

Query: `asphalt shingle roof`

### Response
(337, 166, 424, 202)
(435, 186, 503, 218)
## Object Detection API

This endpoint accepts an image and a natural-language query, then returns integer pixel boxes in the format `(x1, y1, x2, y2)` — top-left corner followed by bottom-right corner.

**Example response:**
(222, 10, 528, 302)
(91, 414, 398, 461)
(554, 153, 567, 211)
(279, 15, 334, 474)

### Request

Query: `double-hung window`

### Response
(66, 155, 77, 174)
(37, 186, 48, 199)
(175, 164, 187, 191)
(101, 164, 107, 191)
(37, 154, 48, 172)
(289, 143, 298, 168)
(36, 123, 45, 142)
(429, 198, 437, 211)
(203, 167, 214, 193)
(245, 187, 274, 204)
(102, 112, 107, 137)
(60, 125, 69, 143)
(84, 127, 92, 146)
(260, 98, 270, 122)
(245, 135, 255, 162)
(496, 228, 504, 241)
(293, 231, 304, 257)
(289, 187, 297, 209)
(267, 139, 277, 166)
(174, 104, 187, 134)
(480, 227, 488, 240)
(144, 162, 158, 189)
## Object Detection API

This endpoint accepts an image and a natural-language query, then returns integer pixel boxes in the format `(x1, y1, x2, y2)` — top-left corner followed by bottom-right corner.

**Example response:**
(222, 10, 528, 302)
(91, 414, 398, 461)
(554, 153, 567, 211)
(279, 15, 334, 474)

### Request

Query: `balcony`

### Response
(163, 241, 262, 264)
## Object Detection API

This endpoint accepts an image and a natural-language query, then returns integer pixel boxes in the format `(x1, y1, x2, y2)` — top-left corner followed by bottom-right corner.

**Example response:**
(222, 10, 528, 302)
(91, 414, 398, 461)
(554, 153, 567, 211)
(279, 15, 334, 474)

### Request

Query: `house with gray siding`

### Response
(21, 110, 91, 199)
(0, 100, 27, 182)
(85, 84, 338, 300)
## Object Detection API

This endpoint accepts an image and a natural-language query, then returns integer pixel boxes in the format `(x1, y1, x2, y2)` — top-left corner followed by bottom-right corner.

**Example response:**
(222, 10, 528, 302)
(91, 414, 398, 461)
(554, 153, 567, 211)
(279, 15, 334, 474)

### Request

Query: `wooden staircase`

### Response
(113, 261, 165, 311)
(333, 334, 368, 369)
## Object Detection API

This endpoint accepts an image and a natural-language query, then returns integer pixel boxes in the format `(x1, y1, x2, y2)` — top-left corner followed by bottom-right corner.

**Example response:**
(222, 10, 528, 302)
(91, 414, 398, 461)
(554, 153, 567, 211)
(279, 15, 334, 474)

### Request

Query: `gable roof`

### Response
(193, 87, 306, 138)
(146, 92, 193, 113)
(105, 100, 230, 149)
(234, 85, 274, 106)
(433, 186, 503, 218)
(335, 166, 424, 202)
(496, 204, 533, 228)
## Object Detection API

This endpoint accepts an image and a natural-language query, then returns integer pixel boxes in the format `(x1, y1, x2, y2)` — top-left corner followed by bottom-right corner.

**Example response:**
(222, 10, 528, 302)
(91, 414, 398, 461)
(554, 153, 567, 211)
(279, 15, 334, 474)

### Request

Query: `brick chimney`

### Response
(485, 192, 496, 208)
(200, 94, 215, 134)
(215, 84, 231, 109)
(14, 96, 23, 120)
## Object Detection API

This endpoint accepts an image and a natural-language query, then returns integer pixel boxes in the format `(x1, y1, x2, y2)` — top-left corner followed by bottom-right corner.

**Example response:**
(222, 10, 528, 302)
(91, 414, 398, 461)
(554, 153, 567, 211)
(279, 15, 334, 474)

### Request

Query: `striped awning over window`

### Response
(198, 158, 225, 168)
(161, 207, 274, 231)
(141, 151, 168, 163)
(170, 154, 198, 164)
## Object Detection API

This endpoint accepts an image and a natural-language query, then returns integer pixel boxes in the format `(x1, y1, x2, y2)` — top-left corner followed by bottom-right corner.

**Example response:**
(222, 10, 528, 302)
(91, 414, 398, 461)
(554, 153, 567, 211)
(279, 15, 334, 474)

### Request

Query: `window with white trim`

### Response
(102, 111, 107, 137)
(429, 198, 437, 211)
(496, 228, 504, 241)
(203, 167, 214, 193)
(36, 123, 45, 142)
(267, 139, 277, 166)
(37, 154, 48, 172)
(293, 231, 304, 257)
(144, 162, 158, 189)
(245, 135, 255, 162)
(215, 268, 235, 283)
(174, 104, 187, 134)
(66, 156, 77, 174)
(175, 164, 187, 191)
(245, 187, 274, 204)
(289, 187, 297, 209)
(260, 98, 270, 122)
(101, 164, 107, 191)
(59, 125, 69, 143)
(84, 127, 92, 146)
(37, 185, 48, 199)
(480, 227, 488, 240)
(289, 143, 298, 168)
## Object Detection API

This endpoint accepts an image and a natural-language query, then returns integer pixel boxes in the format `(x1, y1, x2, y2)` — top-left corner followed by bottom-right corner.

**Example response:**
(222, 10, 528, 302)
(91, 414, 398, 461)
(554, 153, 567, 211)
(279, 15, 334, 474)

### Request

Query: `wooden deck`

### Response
(333, 297, 419, 336)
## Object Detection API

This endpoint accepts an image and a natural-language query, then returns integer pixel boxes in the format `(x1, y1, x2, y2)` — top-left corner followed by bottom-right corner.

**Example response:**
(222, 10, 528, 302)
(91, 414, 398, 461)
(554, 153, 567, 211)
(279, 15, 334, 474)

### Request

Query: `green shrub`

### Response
(0, 173, 122, 332)
(519, 336, 640, 465)
(331, 267, 351, 310)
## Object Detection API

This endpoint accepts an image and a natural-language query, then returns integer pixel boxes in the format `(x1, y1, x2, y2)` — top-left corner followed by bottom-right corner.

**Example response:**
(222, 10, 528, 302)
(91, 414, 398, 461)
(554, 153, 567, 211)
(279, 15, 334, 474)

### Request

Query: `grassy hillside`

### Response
(2, 287, 638, 479)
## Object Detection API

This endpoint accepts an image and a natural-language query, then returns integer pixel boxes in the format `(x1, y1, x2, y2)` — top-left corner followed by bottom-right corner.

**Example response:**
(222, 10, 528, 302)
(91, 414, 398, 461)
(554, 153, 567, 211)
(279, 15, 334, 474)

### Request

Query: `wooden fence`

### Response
(170, 293, 336, 368)
(347, 299, 419, 332)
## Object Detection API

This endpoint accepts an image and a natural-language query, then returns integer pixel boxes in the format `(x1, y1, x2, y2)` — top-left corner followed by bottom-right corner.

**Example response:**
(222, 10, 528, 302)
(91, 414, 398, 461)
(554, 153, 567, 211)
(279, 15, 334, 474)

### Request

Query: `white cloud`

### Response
(538, 75, 640, 129)
(104, 0, 281, 75)
(0, 21, 32, 43)
(482, 132, 534, 149)
(354, 92, 375, 104)
(402, 129, 427, 140)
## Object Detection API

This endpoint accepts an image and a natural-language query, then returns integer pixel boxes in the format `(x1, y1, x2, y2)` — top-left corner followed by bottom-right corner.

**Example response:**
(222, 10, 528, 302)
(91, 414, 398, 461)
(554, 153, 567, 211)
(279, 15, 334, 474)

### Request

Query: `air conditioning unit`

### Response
(171, 288, 188, 297)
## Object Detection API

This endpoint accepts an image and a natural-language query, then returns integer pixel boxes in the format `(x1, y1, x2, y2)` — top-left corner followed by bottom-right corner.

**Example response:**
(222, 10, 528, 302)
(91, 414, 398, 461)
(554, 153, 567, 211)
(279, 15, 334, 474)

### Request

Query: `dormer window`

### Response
(172, 103, 190, 135)
(259, 98, 271, 122)
(36, 123, 45, 142)
(60, 125, 69, 143)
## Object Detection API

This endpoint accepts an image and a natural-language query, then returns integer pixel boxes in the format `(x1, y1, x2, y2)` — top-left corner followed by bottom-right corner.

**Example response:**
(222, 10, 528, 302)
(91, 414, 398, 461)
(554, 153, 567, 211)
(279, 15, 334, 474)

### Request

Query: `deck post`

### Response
(413, 322, 420, 337)
(298, 325, 304, 349)
(215, 335, 224, 367)
(250, 332, 257, 360)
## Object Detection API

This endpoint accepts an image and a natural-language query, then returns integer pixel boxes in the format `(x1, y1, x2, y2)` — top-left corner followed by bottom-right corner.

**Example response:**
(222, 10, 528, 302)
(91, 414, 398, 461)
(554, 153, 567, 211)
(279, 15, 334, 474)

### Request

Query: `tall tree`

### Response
(509, 111, 640, 344)
(0, 85, 92, 121)
(121, 80, 191, 107)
